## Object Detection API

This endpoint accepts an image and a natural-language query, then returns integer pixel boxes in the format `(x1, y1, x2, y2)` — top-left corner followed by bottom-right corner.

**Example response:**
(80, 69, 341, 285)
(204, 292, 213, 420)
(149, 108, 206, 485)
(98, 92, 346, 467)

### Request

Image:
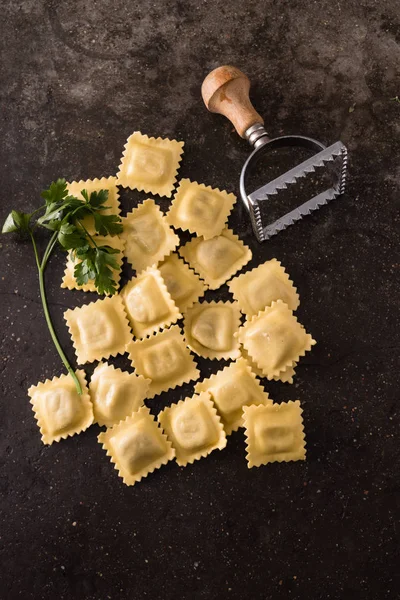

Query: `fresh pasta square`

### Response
(158, 392, 226, 466)
(127, 325, 200, 399)
(228, 259, 299, 316)
(98, 407, 175, 486)
(64, 295, 132, 364)
(167, 179, 236, 239)
(89, 362, 150, 427)
(28, 370, 93, 445)
(236, 300, 316, 379)
(116, 131, 184, 197)
(121, 199, 179, 273)
(184, 301, 241, 360)
(121, 266, 181, 338)
(179, 228, 251, 290)
(243, 401, 306, 467)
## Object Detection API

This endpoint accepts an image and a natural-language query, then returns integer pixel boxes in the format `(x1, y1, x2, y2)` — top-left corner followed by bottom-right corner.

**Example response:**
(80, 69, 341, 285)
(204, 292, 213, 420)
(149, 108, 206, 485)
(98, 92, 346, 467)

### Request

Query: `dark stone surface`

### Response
(1, 1, 399, 599)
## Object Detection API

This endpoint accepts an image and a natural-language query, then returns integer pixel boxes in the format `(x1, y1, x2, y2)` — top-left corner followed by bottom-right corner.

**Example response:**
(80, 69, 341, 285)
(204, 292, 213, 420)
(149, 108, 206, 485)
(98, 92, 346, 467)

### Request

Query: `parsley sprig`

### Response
(2, 179, 123, 393)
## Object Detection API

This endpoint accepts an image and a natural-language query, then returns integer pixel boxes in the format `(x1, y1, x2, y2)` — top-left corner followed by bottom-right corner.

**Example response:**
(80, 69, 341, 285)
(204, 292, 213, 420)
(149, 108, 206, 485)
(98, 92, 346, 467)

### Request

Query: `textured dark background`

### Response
(1, 1, 399, 599)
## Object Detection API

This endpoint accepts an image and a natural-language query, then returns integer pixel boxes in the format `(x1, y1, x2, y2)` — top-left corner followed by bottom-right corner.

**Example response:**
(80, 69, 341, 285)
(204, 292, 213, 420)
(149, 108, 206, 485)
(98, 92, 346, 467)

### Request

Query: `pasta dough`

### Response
(98, 407, 175, 486)
(184, 301, 241, 360)
(28, 370, 93, 445)
(236, 300, 316, 379)
(158, 392, 226, 466)
(61, 235, 125, 294)
(243, 401, 306, 467)
(195, 357, 272, 434)
(158, 253, 207, 313)
(228, 259, 299, 316)
(67, 177, 120, 236)
(127, 325, 200, 399)
(121, 199, 179, 273)
(166, 179, 236, 239)
(89, 362, 150, 427)
(116, 131, 184, 197)
(179, 228, 252, 290)
(121, 266, 181, 338)
(64, 295, 133, 364)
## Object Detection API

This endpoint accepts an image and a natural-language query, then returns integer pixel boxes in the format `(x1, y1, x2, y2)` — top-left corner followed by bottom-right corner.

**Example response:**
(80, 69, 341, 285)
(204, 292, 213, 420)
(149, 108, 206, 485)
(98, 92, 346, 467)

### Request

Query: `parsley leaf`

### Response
(58, 223, 87, 250)
(74, 253, 97, 284)
(40, 178, 69, 206)
(93, 212, 123, 236)
(88, 189, 109, 209)
(94, 246, 120, 296)
(2, 210, 32, 234)
(73, 244, 120, 295)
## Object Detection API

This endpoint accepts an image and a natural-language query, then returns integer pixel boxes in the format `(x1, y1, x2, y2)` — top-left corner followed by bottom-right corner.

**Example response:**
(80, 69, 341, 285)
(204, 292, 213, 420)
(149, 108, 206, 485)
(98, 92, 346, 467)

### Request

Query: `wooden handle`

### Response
(201, 65, 264, 138)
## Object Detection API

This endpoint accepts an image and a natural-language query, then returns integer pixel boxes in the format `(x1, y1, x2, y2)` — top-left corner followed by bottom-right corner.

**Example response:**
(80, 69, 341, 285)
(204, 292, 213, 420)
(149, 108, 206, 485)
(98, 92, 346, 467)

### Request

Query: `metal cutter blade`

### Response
(240, 137, 348, 243)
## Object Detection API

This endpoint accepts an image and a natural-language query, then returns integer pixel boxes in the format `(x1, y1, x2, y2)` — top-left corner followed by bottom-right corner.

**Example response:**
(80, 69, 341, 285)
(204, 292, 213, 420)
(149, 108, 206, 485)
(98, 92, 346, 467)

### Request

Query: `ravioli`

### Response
(127, 325, 200, 399)
(89, 362, 150, 427)
(236, 300, 316, 379)
(228, 259, 299, 316)
(64, 295, 133, 364)
(121, 266, 181, 338)
(167, 179, 236, 239)
(28, 370, 93, 445)
(121, 199, 179, 272)
(158, 392, 226, 466)
(98, 407, 175, 486)
(116, 131, 184, 197)
(184, 301, 241, 360)
(179, 228, 252, 290)
(243, 401, 306, 467)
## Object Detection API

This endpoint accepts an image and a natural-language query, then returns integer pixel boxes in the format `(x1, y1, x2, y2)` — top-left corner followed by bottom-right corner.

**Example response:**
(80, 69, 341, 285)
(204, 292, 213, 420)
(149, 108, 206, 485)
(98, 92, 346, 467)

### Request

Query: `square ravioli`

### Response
(127, 325, 200, 399)
(184, 301, 241, 360)
(228, 258, 299, 316)
(121, 266, 181, 338)
(158, 253, 207, 313)
(121, 199, 179, 273)
(67, 177, 120, 236)
(64, 295, 133, 364)
(243, 401, 306, 468)
(241, 348, 297, 384)
(28, 370, 93, 445)
(98, 407, 175, 486)
(116, 131, 184, 197)
(89, 362, 150, 427)
(236, 300, 316, 379)
(195, 358, 272, 434)
(61, 235, 125, 294)
(166, 179, 236, 239)
(179, 229, 251, 290)
(158, 392, 226, 466)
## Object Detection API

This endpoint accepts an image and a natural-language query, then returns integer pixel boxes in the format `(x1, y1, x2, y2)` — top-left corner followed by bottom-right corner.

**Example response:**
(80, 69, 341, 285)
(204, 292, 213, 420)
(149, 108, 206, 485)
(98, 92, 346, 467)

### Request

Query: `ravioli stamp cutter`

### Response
(201, 66, 348, 243)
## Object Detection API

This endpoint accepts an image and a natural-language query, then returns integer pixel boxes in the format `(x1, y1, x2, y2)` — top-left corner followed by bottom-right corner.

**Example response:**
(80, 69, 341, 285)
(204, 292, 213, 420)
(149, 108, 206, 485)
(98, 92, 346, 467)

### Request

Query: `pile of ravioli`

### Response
(28, 132, 316, 486)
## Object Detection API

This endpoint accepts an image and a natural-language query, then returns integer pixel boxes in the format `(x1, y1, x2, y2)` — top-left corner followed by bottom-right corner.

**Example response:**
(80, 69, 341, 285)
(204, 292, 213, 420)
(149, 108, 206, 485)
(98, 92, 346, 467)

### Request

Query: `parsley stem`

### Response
(77, 220, 98, 248)
(30, 204, 47, 217)
(30, 231, 82, 395)
(41, 231, 59, 269)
